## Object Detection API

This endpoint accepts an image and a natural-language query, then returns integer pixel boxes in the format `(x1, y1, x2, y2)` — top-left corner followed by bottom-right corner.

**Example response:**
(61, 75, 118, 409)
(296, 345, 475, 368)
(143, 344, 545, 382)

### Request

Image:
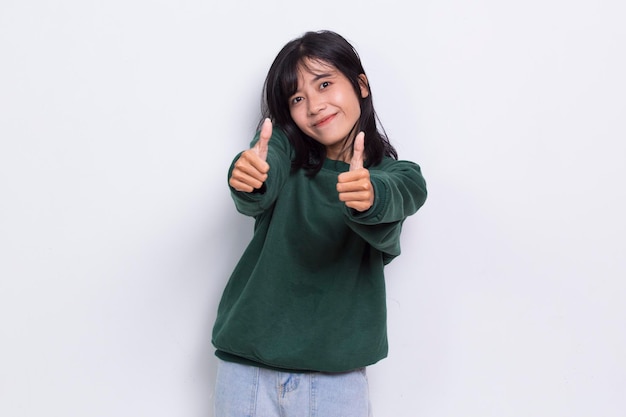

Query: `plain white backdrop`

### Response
(1, 1, 625, 416)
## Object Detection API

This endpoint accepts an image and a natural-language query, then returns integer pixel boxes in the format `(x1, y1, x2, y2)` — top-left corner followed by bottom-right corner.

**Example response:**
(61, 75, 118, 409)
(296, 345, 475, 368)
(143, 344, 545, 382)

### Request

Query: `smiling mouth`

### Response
(314, 114, 336, 127)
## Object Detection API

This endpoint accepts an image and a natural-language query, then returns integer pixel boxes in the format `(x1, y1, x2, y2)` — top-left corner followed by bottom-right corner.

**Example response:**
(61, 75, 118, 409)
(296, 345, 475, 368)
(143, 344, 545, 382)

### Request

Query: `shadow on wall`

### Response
(193, 205, 253, 414)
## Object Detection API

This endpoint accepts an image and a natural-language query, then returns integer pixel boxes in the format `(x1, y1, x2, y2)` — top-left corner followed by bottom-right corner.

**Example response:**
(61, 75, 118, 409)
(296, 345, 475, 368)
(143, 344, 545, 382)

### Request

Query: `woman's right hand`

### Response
(228, 118, 273, 192)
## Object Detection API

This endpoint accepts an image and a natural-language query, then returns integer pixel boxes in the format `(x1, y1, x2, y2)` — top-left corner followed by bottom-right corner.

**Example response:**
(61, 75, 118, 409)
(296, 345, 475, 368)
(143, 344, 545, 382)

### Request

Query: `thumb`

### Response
(254, 118, 273, 161)
(349, 132, 365, 171)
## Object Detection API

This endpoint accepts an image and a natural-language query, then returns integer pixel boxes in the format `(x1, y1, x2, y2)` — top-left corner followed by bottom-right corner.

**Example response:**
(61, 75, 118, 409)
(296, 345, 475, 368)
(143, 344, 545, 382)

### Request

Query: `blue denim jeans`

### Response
(214, 359, 372, 417)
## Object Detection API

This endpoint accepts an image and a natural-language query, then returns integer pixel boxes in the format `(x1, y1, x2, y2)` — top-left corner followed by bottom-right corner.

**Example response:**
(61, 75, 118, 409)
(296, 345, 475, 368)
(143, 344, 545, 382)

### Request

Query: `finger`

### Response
(231, 176, 264, 191)
(232, 165, 268, 187)
(349, 132, 365, 171)
(230, 162, 268, 190)
(344, 201, 371, 212)
(254, 118, 273, 161)
(338, 188, 374, 212)
(336, 177, 372, 193)
(337, 169, 369, 185)
(338, 191, 371, 202)
(230, 151, 269, 192)
(238, 150, 269, 174)
(229, 177, 254, 193)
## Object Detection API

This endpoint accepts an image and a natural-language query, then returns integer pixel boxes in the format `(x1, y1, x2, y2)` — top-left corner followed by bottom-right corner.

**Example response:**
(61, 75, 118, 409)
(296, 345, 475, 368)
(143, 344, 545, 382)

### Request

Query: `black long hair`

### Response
(259, 30, 397, 175)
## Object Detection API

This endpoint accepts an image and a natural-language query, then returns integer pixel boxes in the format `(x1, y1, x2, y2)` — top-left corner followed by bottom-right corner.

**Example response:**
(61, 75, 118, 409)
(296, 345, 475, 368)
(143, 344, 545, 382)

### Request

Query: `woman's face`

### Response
(288, 58, 369, 161)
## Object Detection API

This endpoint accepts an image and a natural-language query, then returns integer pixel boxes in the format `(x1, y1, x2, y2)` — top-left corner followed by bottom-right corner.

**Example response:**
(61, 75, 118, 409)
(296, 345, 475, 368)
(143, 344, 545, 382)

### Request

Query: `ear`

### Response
(358, 74, 370, 98)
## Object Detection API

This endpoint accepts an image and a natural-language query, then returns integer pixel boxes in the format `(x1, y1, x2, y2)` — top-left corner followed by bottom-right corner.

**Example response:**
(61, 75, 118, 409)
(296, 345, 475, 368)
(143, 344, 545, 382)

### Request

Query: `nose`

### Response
(307, 93, 326, 115)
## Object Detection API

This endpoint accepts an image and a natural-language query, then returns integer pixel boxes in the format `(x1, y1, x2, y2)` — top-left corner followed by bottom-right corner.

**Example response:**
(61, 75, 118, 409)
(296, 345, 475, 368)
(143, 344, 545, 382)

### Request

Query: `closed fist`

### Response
(229, 118, 273, 193)
(337, 132, 374, 212)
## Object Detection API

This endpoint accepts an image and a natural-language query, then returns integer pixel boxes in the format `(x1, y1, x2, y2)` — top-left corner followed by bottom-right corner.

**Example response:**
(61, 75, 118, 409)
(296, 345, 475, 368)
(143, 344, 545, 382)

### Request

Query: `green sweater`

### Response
(211, 128, 427, 373)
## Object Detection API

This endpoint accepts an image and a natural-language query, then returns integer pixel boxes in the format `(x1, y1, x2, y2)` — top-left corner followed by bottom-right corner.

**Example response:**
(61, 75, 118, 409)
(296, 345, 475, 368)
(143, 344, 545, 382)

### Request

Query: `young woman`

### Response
(212, 30, 427, 417)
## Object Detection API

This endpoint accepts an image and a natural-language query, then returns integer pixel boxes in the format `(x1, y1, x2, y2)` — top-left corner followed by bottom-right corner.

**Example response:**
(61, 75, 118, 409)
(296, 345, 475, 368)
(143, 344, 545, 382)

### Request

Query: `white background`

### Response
(1, 1, 625, 416)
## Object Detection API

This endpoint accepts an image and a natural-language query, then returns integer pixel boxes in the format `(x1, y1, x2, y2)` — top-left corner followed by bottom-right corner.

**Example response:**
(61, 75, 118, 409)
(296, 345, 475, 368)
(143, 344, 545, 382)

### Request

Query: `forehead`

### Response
(296, 57, 338, 78)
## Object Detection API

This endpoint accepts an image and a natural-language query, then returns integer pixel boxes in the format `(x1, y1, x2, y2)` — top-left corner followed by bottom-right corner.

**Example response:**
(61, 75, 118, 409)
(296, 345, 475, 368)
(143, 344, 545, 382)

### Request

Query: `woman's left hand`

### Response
(337, 132, 374, 212)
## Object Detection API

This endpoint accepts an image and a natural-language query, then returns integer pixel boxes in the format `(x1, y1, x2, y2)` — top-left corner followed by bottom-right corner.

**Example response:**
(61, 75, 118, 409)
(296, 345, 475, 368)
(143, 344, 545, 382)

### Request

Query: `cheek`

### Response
(290, 108, 307, 130)
(337, 91, 361, 115)
(345, 96, 362, 119)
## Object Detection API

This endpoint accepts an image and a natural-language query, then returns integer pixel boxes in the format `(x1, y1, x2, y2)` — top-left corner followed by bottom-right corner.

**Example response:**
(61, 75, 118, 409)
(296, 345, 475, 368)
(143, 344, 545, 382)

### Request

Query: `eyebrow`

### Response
(290, 69, 336, 97)
(311, 72, 333, 81)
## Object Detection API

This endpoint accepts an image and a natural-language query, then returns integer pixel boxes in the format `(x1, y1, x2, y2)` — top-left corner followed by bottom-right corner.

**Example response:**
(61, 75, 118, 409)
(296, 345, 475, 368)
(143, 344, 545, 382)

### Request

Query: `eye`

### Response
(290, 96, 303, 105)
(320, 81, 330, 90)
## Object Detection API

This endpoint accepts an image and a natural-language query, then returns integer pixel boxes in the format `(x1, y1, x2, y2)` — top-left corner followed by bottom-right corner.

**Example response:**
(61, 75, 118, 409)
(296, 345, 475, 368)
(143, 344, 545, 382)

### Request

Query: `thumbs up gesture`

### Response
(229, 118, 272, 192)
(337, 132, 374, 212)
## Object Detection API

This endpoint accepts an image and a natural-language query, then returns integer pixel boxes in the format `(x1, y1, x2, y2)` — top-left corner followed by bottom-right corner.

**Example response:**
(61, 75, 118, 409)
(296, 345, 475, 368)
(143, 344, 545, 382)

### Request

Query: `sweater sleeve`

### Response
(343, 158, 427, 263)
(228, 128, 293, 217)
